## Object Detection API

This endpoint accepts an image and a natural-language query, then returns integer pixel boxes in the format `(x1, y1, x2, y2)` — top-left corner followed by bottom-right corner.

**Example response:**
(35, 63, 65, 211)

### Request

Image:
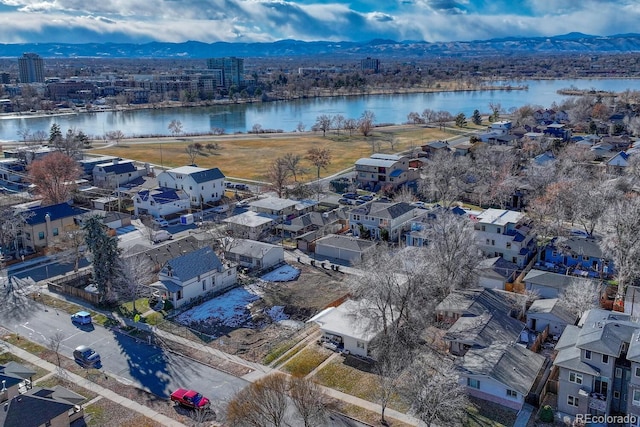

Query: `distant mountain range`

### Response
(2, 32, 640, 59)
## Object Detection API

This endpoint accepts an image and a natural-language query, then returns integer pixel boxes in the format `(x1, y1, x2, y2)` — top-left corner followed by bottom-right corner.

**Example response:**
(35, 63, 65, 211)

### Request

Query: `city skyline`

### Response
(0, 0, 636, 45)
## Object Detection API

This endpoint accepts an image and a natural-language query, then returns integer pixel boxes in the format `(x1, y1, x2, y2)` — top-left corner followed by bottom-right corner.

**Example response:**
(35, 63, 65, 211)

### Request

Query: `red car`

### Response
(170, 388, 210, 410)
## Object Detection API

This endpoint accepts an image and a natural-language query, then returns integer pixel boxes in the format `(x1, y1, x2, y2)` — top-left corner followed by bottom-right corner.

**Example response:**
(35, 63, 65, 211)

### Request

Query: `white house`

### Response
(224, 238, 284, 271)
(474, 208, 535, 268)
(133, 187, 190, 218)
(150, 246, 237, 309)
(526, 298, 575, 336)
(92, 159, 147, 189)
(308, 299, 385, 358)
(157, 165, 225, 207)
(222, 211, 275, 241)
(349, 201, 418, 241)
(459, 343, 547, 411)
(354, 154, 419, 191)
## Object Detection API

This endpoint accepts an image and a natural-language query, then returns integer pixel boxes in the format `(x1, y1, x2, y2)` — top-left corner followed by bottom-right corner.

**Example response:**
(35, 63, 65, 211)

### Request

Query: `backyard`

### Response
(168, 262, 351, 363)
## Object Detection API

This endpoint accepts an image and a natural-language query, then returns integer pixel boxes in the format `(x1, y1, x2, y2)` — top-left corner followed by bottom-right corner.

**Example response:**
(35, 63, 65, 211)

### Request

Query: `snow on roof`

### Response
(476, 208, 523, 226)
(308, 299, 383, 343)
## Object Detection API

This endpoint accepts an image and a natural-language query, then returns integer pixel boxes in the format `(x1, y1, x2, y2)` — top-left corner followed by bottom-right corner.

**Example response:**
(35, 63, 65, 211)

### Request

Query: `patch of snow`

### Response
(260, 264, 301, 282)
(176, 286, 260, 326)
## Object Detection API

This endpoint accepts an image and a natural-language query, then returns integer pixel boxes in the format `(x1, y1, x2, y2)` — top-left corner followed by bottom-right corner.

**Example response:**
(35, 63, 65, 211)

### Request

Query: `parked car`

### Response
(170, 388, 211, 410)
(235, 184, 249, 191)
(358, 194, 374, 201)
(73, 345, 101, 368)
(151, 230, 173, 244)
(152, 218, 169, 228)
(212, 205, 230, 214)
(225, 182, 234, 188)
(71, 311, 92, 325)
(338, 198, 354, 205)
(342, 192, 358, 199)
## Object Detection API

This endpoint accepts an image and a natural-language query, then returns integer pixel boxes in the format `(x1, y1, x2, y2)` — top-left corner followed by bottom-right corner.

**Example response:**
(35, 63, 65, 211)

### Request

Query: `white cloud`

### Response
(0, 0, 635, 44)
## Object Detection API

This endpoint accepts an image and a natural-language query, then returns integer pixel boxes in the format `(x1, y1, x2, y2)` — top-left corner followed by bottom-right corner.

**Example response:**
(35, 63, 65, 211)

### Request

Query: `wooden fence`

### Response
(46, 269, 100, 305)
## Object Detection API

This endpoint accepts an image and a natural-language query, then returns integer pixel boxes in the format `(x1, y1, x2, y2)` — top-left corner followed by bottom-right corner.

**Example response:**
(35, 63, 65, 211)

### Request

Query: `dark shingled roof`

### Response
(163, 246, 223, 282)
(191, 167, 225, 183)
(0, 389, 75, 427)
(24, 203, 87, 225)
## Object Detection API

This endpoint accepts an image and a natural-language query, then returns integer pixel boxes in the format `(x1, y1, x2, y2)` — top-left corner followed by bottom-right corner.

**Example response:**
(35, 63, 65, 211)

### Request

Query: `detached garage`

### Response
(314, 234, 376, 264)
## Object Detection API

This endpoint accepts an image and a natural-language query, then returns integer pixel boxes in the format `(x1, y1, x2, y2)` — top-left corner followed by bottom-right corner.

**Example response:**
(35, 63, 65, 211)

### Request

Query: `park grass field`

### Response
(89, 126, 451, 182)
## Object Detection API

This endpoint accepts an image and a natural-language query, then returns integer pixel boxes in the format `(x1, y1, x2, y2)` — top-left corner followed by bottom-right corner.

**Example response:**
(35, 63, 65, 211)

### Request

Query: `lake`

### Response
(0, 78, 638, 142)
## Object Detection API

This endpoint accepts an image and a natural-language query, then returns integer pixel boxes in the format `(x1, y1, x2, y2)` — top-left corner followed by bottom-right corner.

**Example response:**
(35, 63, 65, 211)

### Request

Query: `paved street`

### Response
(0, 286, 247, 406)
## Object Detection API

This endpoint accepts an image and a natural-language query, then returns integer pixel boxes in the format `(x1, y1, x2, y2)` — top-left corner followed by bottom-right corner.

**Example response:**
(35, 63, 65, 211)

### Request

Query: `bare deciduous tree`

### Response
(226, 373, 290, 427)
(48, 331, 66, 367)
(115, 254, 155, 313)
(357, 110, 376, 137)
(406, 354, 469, 427)
(281, 153, 306, 182)
(558, 277, 600, 319)
(314, 114, 332, 137)
(288, 376, 326, 427)
(267, 157, 291, 198)
(185, 144, 200, 165)
(419, 150, 471, 208)
(52, 228, 86, 272)
(168, 119, 183, 136)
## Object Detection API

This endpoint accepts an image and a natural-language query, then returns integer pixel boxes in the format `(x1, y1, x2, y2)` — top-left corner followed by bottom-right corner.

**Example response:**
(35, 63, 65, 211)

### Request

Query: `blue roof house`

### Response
(92, 159, 147, 189)
(20, 202, 87, 251)
(133, 187, 190, 218)
(150, 246, 237, 309)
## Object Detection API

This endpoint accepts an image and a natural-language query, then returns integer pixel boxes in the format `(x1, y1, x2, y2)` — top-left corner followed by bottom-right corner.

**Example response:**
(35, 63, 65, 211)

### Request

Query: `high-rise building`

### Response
(360, 57, 380, 73)
(18, 53, 45, 83)
(206, 57, 244, 89)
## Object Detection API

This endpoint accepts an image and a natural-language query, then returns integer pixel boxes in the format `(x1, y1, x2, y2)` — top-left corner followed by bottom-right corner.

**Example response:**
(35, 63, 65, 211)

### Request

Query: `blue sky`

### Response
(0, 0, 635, 44)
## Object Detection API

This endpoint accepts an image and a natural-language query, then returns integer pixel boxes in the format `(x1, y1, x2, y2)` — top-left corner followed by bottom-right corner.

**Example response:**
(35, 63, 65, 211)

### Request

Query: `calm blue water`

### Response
(0, 78, 638, 142)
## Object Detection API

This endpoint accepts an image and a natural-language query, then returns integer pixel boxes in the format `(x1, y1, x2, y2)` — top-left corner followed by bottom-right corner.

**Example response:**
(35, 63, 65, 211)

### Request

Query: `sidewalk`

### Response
(36, 284, 420, 426)
(0, 340, 187, 427)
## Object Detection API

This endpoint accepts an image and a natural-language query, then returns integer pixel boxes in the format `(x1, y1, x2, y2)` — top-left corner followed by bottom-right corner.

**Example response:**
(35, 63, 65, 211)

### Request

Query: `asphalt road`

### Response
(0, 287, 247, 407)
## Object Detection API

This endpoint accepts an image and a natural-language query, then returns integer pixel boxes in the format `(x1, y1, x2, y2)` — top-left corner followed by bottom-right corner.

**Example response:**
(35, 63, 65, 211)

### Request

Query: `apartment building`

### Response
(554, 309, 640, 426)
(474, 208, 536, 268)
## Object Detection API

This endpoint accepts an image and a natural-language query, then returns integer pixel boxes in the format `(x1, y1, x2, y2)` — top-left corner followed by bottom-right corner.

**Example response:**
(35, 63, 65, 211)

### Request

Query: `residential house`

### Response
(279, 209, 347, 238)
(92, 159, 148, 189)
(606, 151, 631, 173)
(544, 123, 572, 141)
(19, 202, 87, 251)
(0, 385, 86, 427)
(249, 197, 299, 221)
(474, 208, 536, 268)
(157, 165, 225, 207)
(420, 140, 451, 158)
(125, 236, 201, 271)
(0, 361, 35, 402)
(224, 238, 284, 271)
(222, 211, 275, 241)
(308, 299, 387, 358)
(541, 235, 613, 279)
(554, 309, 640, 422)
(133, 187, 190, 218)
(150, 246, 237, 309)
(526, 298, 576, 336)
(354, 154, 418, 191)
(459, 342, 547, 411)
(78, 155, 121, 179)
(314, 234, 377, 264)
(523, 269, 600, 299)
(476, 257, 519, 290)
(0, 158, 26, 185)
(441, 288, 525, 356)
(349, 201, 418, 242)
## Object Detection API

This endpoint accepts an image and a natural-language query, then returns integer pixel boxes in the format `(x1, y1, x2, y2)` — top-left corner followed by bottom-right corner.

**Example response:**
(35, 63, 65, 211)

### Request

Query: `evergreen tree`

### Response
(472, 109, 482, 125)
(83, 215, 121, 303)
(49, 123, 62, 146)
(455, 112, 467, 127)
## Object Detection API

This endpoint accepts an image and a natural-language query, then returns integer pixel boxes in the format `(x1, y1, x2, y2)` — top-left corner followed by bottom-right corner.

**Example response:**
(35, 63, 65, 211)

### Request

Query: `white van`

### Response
(152, 230, 173, 243)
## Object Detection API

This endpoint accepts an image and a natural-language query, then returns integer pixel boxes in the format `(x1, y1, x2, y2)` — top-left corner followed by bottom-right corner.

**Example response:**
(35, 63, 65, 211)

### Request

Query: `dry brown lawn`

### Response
(89, 126, 450, 181)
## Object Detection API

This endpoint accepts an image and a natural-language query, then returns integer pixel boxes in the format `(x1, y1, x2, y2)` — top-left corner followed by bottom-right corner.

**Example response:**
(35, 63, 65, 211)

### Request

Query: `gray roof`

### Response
(315, 234, 377, 252)
(227, 238, 282, 258)
(477, 257, 519, 280)
(166, 165, 225, 183)
(575, 309, 637, 356)
(438, 288, 522, 318)
(249, 197, 298, 211)
(461, 343, 546, 395)
(351, 201, 415, 220)
(524, 269, 578, 290)
(554, 345, 600, 376)
(549, 235, 604, 259)
(526, 298, 576, 325)
(0, 387, 77, 427)
(627, 330, 640, 363)
(124, 236, 201, 265)
(162, 246, 223, 282)
(355, 158, 397, 168)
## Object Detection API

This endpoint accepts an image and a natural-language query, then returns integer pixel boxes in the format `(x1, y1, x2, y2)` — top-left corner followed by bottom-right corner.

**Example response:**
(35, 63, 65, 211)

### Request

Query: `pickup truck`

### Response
(170, 388, 210, 410)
